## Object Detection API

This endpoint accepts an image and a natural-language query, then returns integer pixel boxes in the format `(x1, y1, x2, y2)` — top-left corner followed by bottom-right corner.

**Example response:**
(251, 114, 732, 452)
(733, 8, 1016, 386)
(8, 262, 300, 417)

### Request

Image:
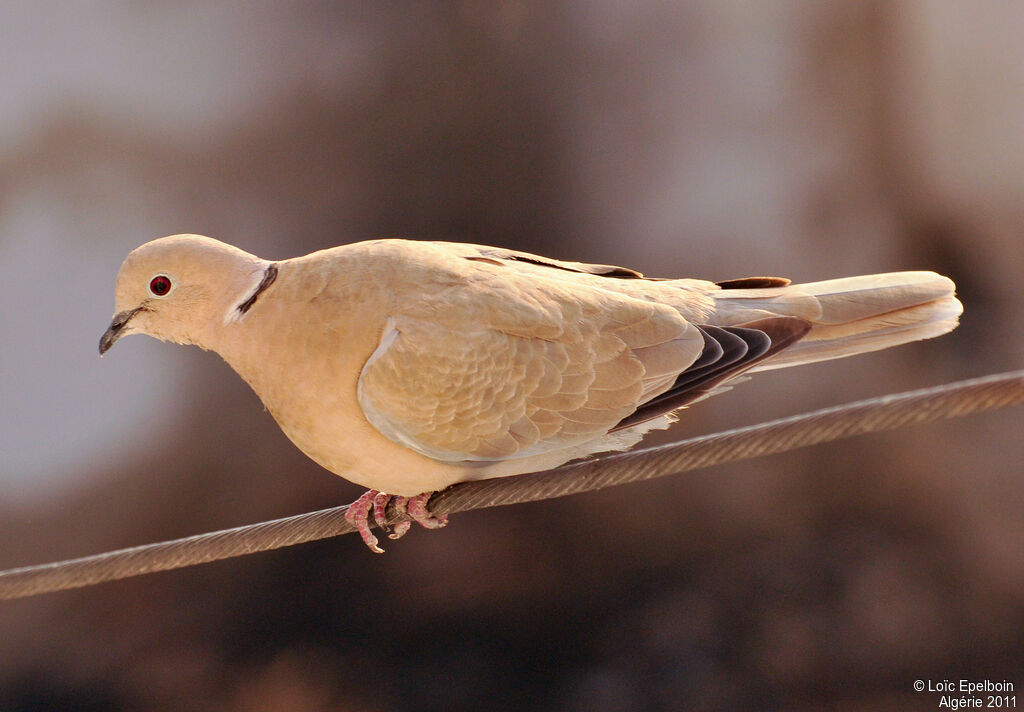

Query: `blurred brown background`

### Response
(0, 2, 1021, 710)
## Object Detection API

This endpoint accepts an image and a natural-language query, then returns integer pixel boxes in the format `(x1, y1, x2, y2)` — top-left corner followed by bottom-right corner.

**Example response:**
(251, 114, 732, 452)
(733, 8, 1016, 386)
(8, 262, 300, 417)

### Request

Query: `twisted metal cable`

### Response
(1, 370, 1021, 601)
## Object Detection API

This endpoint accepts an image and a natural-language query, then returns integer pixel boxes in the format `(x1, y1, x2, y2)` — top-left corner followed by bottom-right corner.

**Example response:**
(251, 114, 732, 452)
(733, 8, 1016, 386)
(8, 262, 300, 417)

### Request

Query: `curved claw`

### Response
(388, 497, 412, 540)
(344, 489, 384, 554)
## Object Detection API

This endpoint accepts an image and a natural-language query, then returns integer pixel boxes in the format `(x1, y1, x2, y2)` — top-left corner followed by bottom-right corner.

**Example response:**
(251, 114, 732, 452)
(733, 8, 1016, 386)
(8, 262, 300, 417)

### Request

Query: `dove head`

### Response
(100, 234, 267, 354)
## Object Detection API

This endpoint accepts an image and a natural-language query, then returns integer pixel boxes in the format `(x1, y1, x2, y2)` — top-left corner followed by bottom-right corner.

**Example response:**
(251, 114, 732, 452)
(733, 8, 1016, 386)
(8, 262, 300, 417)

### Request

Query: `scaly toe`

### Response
(344, 489, 385, 554)
(372, 491, 392, 533)
(389, 520, 412, 540)
(407, 492, 448, 530)
(387, 497, 413, 540)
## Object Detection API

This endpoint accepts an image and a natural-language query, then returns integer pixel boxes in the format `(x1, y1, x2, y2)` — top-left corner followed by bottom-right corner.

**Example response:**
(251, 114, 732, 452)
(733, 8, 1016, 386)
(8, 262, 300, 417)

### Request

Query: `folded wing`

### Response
(357, 263, 812, 464)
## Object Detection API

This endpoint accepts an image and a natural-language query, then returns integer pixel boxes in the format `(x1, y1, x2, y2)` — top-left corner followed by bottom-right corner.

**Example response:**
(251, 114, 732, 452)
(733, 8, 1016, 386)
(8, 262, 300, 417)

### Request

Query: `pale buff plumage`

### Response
(101, 235, 962, 549)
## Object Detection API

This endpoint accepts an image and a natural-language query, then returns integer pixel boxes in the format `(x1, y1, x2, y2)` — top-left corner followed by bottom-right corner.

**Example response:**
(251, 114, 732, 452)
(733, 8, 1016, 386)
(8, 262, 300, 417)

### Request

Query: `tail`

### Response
(710, 271, 962, 371)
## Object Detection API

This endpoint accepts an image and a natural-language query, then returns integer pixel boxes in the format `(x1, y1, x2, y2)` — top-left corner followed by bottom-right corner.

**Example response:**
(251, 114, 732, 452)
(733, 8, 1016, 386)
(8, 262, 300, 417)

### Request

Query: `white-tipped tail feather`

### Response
(712, 271, 962, 372)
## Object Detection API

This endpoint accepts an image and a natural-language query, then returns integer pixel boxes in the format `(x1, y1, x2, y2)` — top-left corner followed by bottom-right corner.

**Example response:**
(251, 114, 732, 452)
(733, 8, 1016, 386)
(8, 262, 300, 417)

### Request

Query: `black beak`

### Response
(99, 307, 142, 355)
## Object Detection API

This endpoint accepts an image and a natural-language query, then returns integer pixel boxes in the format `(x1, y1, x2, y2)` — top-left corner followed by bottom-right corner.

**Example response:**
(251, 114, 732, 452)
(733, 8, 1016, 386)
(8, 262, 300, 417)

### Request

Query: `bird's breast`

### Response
(215, 292, 477, 494)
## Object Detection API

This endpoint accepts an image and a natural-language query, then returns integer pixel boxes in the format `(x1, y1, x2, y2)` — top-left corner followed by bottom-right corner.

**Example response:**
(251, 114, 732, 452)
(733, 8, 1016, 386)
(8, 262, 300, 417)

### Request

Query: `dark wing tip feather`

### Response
(612, 316, 811, 431)
(716, 276, 791, 289)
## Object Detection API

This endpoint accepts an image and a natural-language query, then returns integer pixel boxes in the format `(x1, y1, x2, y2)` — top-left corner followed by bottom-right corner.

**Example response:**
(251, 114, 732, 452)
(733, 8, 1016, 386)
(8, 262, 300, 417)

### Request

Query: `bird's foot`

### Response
(344, 490, 448, 553)
(344, 489, 386, 553)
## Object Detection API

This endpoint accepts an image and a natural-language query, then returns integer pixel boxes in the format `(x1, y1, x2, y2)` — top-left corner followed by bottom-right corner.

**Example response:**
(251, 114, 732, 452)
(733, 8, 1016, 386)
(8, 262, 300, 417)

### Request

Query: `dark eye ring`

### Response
(149, 275, 172, 296)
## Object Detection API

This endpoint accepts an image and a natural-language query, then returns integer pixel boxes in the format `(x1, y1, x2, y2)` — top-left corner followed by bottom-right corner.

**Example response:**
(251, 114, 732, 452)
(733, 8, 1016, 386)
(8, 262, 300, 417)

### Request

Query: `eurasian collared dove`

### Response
(101, 235, 962, 552)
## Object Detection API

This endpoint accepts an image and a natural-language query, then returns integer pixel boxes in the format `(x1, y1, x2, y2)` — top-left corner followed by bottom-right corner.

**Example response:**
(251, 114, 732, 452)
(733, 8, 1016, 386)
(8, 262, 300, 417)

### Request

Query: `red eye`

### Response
(149, 275, 172, 296)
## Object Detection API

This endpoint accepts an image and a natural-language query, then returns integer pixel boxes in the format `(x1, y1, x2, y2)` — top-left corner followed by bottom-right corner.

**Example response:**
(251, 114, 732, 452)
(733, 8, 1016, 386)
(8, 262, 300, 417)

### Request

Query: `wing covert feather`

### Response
(357, 270, 705, 463)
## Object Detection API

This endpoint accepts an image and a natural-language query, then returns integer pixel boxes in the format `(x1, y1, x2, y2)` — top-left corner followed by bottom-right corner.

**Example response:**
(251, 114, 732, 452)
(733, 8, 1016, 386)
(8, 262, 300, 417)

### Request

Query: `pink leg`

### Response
(406, 492, 448, 530)
(343, 489, 384, 554)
